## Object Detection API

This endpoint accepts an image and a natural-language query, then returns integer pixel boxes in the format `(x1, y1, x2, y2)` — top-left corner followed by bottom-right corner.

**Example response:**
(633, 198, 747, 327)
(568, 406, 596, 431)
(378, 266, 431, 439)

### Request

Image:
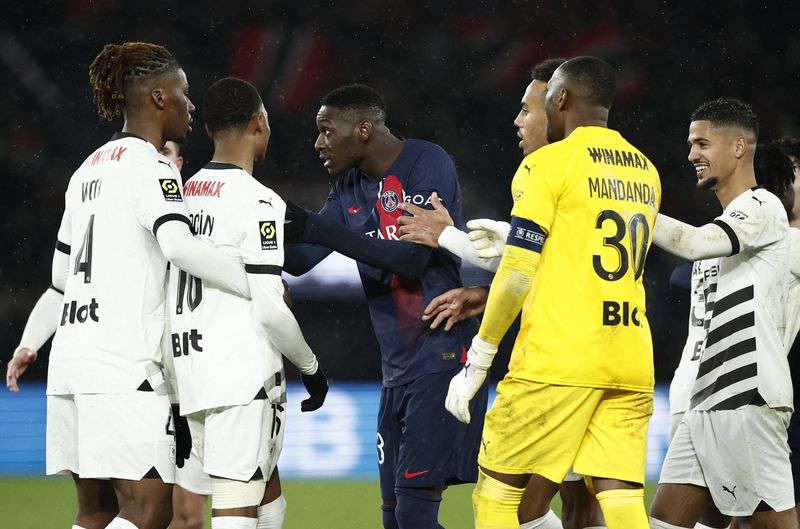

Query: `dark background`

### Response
(1, 0, 797, 385)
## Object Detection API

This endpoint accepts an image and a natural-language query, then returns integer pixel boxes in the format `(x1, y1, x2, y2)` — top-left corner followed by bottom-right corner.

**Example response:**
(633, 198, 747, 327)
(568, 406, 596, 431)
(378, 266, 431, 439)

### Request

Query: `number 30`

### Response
(592, 210, 650, 281)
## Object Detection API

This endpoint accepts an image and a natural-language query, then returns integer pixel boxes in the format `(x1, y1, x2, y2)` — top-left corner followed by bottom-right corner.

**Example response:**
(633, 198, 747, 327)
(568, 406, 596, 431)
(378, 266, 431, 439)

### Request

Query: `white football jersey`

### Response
(49, 133, 189, 395)
(690, 187, 791, 411)
(169, 162, 285, 414)
(669, 261, 712, 416)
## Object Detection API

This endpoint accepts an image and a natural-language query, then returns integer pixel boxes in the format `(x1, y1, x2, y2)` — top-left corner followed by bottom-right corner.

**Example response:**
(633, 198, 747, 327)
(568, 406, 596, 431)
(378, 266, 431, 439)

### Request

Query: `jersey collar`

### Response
(111, 131, 149, 143)
(204, 161, 244, 171)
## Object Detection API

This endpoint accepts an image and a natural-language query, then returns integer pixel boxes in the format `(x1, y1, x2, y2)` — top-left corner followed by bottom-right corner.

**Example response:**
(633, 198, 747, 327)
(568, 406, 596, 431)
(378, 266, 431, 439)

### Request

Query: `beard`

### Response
(696, 176, 719, 190)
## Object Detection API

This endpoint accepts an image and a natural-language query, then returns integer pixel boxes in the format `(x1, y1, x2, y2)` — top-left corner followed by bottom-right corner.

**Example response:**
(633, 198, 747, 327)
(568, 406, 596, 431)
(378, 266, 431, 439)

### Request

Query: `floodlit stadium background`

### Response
(0, 0, 796, 500)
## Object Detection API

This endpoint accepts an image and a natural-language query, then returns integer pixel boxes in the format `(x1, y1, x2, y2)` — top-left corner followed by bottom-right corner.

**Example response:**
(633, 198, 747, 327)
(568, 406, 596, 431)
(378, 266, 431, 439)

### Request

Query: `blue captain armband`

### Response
(507, 216, 547, 253)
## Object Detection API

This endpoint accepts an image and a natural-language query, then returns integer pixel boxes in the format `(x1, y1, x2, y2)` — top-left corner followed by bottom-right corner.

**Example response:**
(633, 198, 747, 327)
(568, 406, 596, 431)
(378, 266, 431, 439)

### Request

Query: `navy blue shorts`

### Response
(377, 365, 488, 499)
(788, 408, 800, 503)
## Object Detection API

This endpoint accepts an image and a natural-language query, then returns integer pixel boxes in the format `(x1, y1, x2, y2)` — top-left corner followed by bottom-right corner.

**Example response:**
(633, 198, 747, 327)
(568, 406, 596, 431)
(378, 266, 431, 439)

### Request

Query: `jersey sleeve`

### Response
(56, 188, 72, 251)
(238, 186, 286, 276)
(507, 154, 559, 254)
(713, 192, 777, 255)
(509, 154, 559, 233)
(131, 158, 191, 235)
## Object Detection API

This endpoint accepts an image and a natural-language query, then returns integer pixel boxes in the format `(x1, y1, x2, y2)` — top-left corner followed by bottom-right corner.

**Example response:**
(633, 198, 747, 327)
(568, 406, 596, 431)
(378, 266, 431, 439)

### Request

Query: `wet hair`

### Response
(320, 84, 386, 123)
(772, 137, 800, 162)
(754, 143, 795, 199)
(88, 42, 180, 120)
(531, 58, 567, 82)
(691, 98, 759, 143)
(204, 77, 264, 133)
(556, 56, 616, 108)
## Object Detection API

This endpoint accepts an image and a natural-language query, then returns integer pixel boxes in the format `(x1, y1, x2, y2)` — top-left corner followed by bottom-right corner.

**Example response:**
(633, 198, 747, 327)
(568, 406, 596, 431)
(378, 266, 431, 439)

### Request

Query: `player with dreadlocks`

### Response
(5, 42, 251, 529)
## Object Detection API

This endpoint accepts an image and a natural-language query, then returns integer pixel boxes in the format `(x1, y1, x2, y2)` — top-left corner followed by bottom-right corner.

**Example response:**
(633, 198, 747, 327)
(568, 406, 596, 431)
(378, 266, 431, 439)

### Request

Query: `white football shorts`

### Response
(188, 396, 285, 482)
(660, 405, 794, 516)
(46, 392, 175, 482)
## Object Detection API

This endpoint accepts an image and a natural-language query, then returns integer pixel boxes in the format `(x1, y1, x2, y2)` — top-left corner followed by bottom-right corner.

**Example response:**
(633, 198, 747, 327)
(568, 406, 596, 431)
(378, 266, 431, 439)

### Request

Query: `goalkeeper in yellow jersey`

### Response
(445, 56, 661, 529)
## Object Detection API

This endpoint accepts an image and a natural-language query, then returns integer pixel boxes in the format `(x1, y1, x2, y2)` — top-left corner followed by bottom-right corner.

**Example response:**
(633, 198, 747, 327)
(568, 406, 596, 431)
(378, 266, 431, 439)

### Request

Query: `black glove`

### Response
(284, 200, 309, 243)
(300, 367, 329, 412)
(171, 404, 192, 468)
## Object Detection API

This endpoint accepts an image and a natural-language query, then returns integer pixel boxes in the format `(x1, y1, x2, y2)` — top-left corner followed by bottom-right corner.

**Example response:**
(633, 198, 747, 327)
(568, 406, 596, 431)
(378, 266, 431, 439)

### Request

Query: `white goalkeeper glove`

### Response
(445, 335, 496, 423)
(466, 219, 511, 259)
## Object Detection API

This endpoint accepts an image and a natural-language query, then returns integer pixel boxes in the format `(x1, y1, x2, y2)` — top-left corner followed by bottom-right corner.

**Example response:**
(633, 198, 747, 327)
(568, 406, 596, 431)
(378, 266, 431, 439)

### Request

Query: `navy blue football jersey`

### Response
(320, 139, 473, 386)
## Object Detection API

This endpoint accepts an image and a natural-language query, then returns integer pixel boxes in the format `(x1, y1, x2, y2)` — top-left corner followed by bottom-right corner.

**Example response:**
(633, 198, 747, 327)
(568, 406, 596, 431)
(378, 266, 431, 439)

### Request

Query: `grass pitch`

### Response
(0, 477, 657, 528)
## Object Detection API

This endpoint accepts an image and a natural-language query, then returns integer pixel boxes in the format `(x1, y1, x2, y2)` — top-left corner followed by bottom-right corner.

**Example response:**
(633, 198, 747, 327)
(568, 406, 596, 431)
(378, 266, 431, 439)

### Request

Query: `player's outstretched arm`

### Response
(284, 202, 432, 278)
(396, 194, 505, 272)
(423, 285, 490, 331)
(396, 191, 453, 247)
(283, 243, 334, 277)
(156, 220, 251, 298)
(653, 213, 733, 260)
(249, 273, 328, 411)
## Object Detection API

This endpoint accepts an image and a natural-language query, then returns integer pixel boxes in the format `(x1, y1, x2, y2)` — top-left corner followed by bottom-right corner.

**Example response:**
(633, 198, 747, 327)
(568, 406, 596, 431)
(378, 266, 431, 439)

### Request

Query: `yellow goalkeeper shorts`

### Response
(478, 377, 652, 485)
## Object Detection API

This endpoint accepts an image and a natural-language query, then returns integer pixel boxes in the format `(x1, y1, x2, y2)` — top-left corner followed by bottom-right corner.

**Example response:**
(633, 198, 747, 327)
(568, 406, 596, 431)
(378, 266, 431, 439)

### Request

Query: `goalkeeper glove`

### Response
(445, 335, 496, 423)
(466, 219, 510, 258)
(300, 366, 329, 412)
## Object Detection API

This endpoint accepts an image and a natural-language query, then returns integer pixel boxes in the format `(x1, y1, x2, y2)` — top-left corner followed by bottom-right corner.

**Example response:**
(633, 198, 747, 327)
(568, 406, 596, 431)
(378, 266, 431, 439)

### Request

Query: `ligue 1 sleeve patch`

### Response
(259, 221, 278, 250)
(507, 216, 547, 253)
(159, 178, 182, 202)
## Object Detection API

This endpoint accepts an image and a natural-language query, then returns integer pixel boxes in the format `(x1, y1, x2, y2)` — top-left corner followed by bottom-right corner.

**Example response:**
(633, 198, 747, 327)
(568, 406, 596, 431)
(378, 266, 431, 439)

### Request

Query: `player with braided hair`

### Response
(6, 42, 251, 529)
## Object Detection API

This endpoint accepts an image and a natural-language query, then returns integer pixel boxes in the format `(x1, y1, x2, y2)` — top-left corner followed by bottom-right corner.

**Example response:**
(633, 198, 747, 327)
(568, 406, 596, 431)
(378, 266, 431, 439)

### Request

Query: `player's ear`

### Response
(357, 120, 372, 143)
(205, 123, 214, 140)
(556, 88, 568, 111)
(151, 88, 166, 110)
(733, 135, 748, 159)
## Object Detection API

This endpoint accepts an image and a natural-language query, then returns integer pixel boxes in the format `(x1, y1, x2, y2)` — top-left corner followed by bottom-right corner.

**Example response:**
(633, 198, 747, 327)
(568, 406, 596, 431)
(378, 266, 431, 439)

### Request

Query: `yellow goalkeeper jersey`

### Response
(508, 126, 661, 392)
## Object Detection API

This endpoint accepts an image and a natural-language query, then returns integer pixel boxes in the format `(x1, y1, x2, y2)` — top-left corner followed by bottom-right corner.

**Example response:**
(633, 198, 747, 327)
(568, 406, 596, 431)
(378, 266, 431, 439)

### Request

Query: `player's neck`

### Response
(121, 117, 166, 151)
(211, 143, 254, 175)
(715, 169, 757, 209)
(563, 107, 608, 138)
(359, 131, 404, 180)
(790, 215, 800, 229)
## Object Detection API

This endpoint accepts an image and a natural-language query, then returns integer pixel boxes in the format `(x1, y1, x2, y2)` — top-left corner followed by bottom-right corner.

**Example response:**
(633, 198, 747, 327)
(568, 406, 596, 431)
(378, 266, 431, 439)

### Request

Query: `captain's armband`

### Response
(506, 216, 547, 253)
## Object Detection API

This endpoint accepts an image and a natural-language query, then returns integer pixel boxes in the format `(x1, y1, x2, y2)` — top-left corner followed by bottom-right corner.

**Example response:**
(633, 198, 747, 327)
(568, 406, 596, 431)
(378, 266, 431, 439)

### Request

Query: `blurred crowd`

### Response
(2, 0, 799, 382)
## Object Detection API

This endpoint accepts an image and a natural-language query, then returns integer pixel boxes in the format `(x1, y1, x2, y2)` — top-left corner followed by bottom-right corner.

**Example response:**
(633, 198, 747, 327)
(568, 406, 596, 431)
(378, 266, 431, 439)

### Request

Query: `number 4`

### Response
(74, 214, 95, 283)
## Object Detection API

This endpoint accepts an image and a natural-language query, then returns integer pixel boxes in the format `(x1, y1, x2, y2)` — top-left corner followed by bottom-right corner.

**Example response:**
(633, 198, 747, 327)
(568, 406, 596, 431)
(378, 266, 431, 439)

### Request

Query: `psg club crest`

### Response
(380, 190, 401, 212)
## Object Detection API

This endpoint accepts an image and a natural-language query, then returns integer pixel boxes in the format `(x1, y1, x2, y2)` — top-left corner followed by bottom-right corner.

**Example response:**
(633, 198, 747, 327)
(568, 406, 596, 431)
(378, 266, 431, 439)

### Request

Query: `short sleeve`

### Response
(509, 154, 559, 234)
(132, 158, 191, 235)
(713, 192, 778, 255)
(239, 187, 286, 275)
(56, 190, 72, 252)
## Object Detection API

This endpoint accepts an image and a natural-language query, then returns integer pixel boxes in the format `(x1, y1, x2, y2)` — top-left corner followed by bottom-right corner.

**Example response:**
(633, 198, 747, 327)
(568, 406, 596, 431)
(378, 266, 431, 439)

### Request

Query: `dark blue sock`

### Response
(382, 502, 399, 529)
(395, 487, 443, 529)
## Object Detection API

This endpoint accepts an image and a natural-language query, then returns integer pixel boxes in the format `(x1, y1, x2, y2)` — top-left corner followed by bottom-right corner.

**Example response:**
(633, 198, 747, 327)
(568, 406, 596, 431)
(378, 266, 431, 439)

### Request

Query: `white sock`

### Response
(211, 516, 257, 529)
(695, 524, 729, 529)
(104, 518, 139, 529)
(650, 517, 691, 529)
(519, 509, 562, 529)
(257, 495, 288, 529)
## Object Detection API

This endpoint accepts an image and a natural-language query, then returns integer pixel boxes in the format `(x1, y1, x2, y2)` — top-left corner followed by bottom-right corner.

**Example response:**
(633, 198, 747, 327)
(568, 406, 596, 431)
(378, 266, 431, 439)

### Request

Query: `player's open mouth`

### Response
(320, 155, 331, 167)
(694, 163, 709, 177)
